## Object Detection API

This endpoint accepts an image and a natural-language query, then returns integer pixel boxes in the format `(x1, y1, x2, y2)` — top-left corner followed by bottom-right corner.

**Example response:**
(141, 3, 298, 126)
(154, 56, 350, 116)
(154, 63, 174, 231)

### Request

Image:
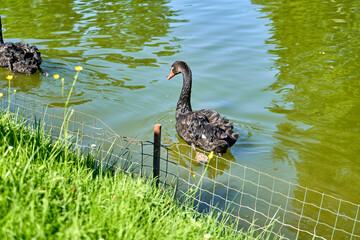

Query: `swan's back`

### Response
(0, 42, 43, 74)
(176, 109, 239, 155)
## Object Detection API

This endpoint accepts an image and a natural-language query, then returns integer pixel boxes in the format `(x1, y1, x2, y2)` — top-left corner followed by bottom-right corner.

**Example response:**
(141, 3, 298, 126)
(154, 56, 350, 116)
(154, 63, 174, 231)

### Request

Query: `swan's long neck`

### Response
(176, 68, 192, 114)
(0, 16, 4, 44)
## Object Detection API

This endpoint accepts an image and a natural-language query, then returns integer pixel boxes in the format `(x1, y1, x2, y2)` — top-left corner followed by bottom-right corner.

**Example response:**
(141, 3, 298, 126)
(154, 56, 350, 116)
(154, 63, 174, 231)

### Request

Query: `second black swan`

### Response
(167, 61, 239, 159)
(0, 16, 48, 76)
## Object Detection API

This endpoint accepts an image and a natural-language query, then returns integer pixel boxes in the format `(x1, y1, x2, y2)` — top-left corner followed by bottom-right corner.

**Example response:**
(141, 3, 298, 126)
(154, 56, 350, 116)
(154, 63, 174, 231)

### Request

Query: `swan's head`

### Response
(167, 61, 190, 80)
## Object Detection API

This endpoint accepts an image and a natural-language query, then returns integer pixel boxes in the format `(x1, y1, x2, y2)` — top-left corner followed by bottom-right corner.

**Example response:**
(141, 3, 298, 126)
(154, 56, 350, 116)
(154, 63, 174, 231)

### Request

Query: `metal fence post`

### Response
(153, 124, 161, 187)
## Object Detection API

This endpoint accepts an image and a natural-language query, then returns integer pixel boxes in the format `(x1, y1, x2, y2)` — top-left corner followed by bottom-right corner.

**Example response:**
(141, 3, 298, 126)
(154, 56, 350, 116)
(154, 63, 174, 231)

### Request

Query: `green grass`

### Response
(0, 111, 274, 240)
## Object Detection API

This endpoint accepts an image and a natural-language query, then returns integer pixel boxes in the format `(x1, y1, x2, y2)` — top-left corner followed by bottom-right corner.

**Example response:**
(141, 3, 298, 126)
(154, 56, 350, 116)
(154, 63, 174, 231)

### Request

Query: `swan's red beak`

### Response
(167, 70, 175, 80)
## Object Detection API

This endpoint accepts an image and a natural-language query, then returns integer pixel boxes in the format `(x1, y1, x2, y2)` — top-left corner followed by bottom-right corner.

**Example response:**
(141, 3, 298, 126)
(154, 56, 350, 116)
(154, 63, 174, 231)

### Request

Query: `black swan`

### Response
(0, 16, 48, 76)
(167, 61, 239, 161)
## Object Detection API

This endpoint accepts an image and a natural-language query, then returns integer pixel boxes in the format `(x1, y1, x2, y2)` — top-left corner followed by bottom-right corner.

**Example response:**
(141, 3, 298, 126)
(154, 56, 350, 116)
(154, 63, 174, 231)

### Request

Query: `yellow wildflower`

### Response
(13, 90, 17, 93)
(208, 151, 214, 160)
(6, 75, 13, 80)
(61, 78, 64, 83)
(0, 93, 3, 98)
(53, 74, 60, 79)
(75, 66, 83, 71)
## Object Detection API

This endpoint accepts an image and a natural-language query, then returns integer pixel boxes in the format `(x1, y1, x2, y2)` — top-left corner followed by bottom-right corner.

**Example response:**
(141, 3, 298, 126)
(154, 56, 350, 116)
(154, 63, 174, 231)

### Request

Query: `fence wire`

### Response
(1, 92, 359, 240)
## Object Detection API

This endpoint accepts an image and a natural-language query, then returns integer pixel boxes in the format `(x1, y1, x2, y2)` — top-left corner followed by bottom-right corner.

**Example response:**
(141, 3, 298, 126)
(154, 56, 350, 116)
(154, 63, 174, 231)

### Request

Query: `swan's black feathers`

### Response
(0, 42, 43, 74)
(176, 109, 239, 154)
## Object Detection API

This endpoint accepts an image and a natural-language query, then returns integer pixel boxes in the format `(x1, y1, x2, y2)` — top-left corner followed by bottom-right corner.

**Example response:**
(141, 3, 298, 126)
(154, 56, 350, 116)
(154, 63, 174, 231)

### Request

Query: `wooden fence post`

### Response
(153, 124, 161, 187)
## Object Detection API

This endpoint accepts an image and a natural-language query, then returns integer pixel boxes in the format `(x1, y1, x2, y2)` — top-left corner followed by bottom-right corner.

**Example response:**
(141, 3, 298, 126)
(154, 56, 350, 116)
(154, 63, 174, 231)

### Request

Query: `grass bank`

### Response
(0, 111, 273, 239)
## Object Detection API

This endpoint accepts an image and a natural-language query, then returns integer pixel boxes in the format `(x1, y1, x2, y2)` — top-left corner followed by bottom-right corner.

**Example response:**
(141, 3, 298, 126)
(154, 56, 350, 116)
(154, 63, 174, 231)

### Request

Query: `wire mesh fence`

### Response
(164, 144, 360, 239)
(1, 92, 359, 240)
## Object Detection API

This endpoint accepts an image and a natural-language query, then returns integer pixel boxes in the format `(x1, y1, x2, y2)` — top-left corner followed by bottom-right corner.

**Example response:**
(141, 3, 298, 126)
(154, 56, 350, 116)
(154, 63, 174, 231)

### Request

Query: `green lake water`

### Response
(1, 0, 360, 238)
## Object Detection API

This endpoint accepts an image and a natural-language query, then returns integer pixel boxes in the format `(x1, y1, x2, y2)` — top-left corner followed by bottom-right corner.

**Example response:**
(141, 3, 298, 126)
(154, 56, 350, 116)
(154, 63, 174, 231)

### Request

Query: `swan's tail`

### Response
(228, 131, 239, 147)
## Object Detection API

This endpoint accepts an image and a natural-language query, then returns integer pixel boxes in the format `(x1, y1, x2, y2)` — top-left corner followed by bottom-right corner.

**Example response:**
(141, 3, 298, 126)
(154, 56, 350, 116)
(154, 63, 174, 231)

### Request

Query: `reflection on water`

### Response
(251, 0, 360, 238)
(255, 0, 360, 204)
(1, 0, 184, 105)
(169, 142, 236, 180)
